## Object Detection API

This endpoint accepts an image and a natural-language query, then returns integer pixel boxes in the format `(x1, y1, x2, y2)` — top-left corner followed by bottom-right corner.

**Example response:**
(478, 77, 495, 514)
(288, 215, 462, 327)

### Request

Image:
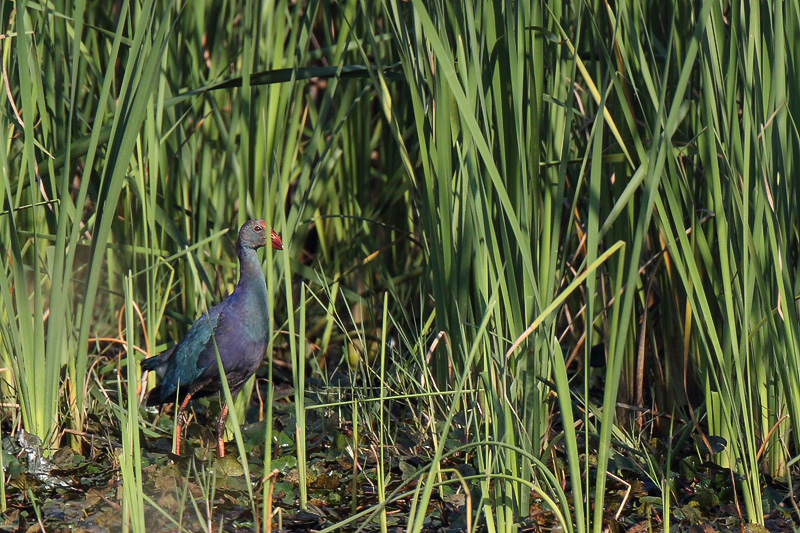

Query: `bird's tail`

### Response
(140, 346, 174, 375)
(141, 355, 163, 372)
(141, 347, 175, 406)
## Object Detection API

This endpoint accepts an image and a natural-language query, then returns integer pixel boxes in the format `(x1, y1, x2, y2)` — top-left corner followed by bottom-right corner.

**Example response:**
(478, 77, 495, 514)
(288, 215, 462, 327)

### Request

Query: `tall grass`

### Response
(1, 0, 799, 531)
(381, 0, 800, 529)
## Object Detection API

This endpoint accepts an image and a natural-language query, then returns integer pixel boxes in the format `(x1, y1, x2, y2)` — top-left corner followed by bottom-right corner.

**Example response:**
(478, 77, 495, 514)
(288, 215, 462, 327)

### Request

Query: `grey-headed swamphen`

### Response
(141, 219, 283, 457)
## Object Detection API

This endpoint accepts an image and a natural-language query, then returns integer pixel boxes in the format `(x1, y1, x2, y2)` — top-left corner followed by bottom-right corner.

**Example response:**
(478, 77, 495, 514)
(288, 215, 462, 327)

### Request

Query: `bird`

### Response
(141, 219, 283, 457)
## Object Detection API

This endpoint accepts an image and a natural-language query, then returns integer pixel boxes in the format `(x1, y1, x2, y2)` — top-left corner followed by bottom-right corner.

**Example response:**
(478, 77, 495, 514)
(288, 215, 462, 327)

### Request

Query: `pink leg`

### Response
(175, 393, 194, 456)
(216, 403, 230, 458)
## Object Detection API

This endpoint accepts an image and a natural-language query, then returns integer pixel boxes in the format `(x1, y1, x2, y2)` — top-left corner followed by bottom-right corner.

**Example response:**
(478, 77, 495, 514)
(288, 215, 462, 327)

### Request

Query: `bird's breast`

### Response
(238, 288, 270, 341)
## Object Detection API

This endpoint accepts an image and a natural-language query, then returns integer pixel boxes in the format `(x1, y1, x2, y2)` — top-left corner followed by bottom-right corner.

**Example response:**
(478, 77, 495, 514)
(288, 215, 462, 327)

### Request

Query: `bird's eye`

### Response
(255, 226, 263, 232)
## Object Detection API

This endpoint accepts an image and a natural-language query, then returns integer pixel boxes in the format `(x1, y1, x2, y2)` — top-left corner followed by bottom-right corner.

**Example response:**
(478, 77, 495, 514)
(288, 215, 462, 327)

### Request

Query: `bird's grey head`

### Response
(238, 219, 284, 251)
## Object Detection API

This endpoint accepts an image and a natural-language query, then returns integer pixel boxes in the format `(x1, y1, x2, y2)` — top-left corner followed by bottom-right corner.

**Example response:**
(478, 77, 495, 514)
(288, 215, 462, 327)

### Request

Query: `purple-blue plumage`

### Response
(141, 219, 283, 457)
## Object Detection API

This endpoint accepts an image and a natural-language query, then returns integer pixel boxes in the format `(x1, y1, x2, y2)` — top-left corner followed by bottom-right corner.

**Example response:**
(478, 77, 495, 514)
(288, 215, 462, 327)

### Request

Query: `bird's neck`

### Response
(235, 245, 270, 337)
(237, 246, 265, 287)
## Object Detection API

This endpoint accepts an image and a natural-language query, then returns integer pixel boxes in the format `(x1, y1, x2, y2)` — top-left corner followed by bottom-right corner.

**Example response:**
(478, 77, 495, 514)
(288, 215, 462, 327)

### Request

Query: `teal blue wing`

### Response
(156, 310, 222, 404)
